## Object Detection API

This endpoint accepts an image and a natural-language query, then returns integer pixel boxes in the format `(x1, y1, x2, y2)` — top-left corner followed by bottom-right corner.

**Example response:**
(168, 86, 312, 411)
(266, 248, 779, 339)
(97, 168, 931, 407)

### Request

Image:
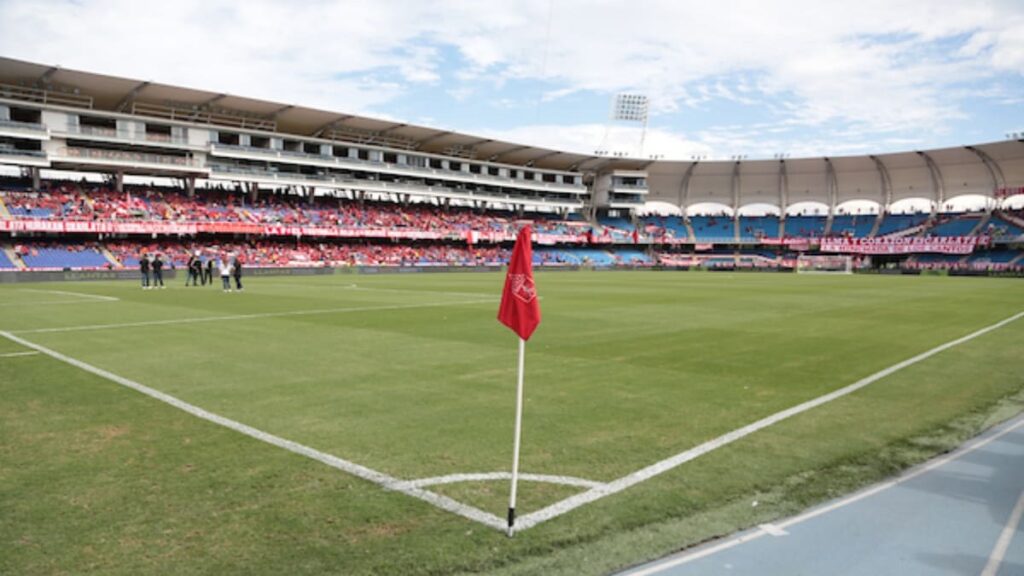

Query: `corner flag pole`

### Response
(497, 225, 540, 537)
(508, 336, 526, 537)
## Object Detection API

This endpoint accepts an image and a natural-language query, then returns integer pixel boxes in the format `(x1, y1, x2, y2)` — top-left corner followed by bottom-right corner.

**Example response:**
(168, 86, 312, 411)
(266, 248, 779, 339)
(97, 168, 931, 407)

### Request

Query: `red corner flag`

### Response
(498, 226, 541, 341)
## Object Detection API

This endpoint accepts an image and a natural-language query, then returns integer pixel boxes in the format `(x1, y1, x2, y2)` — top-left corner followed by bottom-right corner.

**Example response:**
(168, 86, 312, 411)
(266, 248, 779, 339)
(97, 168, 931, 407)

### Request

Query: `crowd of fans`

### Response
(105, 240, 511, 269)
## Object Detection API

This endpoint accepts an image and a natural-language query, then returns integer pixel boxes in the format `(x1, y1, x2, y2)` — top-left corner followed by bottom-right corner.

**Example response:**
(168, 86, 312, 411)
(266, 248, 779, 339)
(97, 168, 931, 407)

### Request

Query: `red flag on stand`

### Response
(498, 226, 541, 341)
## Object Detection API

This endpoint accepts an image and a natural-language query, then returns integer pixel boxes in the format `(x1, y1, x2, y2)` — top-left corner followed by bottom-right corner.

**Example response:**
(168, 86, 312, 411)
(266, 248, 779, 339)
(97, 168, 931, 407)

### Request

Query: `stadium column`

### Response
(247, 182, 259, 203)
(113, 171, 124, 194)
(186, 176, 196, 198)
(30, 167, 40, 192)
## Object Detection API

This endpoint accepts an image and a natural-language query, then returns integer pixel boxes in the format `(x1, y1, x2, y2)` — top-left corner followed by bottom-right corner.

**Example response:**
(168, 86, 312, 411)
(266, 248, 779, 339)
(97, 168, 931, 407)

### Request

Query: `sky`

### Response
(1, 0, 1023, 163)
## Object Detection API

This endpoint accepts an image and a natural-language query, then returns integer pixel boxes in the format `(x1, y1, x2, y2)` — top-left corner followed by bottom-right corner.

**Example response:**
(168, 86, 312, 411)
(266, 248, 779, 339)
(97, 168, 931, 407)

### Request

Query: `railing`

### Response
(209, 144, 587, 193)
(0, 147, 46, 158)
(0, 83, 94, 108)
(64, 125, 190, 145)
(0, 118, 47, 132)
(206, 164, 584, 206)
(60, 147, 202, 168)
(131, 102, 276, 131)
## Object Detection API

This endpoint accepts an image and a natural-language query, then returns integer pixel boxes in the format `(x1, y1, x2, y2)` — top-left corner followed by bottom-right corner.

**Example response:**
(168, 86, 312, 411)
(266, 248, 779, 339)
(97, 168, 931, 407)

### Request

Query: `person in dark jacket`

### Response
(185, 254, 197, 286)
(151, 254, 165, 289)
(232, 255, 243, 291)
(139, 253, 150, 289)
(204, 258, 214, 286)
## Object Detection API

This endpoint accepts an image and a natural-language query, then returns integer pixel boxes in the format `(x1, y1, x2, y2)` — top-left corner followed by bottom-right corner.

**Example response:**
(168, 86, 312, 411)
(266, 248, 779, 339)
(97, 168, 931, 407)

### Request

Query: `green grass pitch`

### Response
(2, 271, 1023, 575)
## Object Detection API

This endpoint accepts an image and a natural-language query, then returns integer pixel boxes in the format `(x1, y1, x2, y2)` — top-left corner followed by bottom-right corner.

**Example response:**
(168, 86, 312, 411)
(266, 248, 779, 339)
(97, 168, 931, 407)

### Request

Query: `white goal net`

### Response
(796, 254, 853, 274)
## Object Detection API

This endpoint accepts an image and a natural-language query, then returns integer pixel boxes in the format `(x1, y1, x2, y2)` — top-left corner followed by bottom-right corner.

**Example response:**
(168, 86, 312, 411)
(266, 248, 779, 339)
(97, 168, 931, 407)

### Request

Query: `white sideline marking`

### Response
(517, 310, 1024, 531)
(623, 415, 1024, 576)
(11, 299, 496, 335)
(0, 351, 40, 358)
(19, 289, 120, 302)
(0, 299, 120, 308)
(0, 330, 507, 532)
(980, 489, 1024, 576)
(400, 472, 605, 490)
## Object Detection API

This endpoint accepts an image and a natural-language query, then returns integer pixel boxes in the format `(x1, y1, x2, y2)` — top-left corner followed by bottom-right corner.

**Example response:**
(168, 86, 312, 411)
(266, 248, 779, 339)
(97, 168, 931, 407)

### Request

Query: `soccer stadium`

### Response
(1, 4, 1023, 575)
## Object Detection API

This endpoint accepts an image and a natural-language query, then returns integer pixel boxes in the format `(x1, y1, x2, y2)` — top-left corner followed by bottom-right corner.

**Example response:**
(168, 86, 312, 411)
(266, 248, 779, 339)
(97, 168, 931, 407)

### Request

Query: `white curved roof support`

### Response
(965, 145, 1007, 212)
(917, 151, 946, 216)
(778, 160, 789, 216)
(731, 161, 742, 213)
(677, 161, 698, 212)
(869, 155, 893, 211)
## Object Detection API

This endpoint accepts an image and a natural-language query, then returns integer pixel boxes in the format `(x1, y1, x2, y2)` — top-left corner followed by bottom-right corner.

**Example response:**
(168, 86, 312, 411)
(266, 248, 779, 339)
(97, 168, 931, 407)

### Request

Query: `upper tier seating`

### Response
(829, 215, 877, 237)
(783, 216, 826, 238)
(876, 213, 928, 236)
(690, 216, 734, 242)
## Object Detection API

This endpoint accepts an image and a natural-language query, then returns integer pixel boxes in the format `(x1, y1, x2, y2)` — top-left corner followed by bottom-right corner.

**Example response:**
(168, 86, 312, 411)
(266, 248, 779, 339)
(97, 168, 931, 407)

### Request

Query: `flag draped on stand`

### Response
(497, 226, 541, 536)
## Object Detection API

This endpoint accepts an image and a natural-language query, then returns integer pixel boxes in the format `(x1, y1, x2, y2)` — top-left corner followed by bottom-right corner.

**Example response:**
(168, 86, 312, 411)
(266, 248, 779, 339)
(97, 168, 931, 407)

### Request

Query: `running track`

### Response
(620, 414, 1024, 576)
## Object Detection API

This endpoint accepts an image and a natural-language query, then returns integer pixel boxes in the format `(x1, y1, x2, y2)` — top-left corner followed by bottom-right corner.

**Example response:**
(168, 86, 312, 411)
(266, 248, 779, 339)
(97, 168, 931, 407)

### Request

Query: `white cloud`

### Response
(0, 0, 1021, 153)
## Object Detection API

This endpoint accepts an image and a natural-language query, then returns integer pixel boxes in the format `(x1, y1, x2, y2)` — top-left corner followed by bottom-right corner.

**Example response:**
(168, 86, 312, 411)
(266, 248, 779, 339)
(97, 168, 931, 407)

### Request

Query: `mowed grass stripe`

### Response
(2, 272, 1023, 575)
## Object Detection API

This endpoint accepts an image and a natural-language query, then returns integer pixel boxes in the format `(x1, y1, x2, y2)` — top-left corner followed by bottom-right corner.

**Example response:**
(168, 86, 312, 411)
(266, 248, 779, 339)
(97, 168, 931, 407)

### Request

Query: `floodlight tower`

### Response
(597, 93, 650, 158)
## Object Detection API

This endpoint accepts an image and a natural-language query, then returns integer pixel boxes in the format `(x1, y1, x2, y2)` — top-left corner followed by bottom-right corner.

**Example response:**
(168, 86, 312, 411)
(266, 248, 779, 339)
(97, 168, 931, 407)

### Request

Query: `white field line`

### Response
(19, 289, 120, 302)
(400, 472, 605, 490)
(0, 330, 507, 532)
(624, 415, 1024, 576)
(10, 298, 496, 335)
(517, 310, 1024, 531)
(0, 350, 40, 358)
(980, 489, 1024, 576)
(0, 300, 119, 308)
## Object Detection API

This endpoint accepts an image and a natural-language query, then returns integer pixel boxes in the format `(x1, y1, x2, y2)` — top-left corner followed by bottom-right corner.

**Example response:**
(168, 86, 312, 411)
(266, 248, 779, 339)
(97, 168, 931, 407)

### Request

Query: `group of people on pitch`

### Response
(139, 252, 243, 292)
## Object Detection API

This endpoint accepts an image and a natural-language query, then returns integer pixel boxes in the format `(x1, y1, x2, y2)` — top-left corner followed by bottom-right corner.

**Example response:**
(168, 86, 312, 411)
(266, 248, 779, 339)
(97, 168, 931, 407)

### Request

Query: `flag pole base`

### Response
(507, 507, 516, 538)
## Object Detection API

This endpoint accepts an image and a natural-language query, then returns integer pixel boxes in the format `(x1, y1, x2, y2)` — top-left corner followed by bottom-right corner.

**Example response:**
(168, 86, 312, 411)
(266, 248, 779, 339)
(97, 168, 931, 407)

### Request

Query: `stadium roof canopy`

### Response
(1, 56, 1022, 209)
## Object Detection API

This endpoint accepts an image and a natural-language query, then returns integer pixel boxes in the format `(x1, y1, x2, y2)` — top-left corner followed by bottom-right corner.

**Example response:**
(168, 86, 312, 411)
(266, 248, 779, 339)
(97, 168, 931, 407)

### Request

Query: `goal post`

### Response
(796, 254, 853, 274)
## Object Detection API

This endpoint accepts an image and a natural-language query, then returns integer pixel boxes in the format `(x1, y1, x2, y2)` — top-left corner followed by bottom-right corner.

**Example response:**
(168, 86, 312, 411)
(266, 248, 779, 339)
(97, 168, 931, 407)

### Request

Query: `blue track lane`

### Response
(620, 414, 1024, 576)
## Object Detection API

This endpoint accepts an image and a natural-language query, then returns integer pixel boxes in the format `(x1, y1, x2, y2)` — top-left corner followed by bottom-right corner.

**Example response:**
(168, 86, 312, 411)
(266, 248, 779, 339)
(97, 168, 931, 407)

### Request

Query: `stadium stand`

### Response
(927, 213, 983, 237)
(738, 216, 781, 241)
(876, 213, 929, 236)
(783, 215, 827, 238)
(829, 215, 877, 237)
(15, 243, 111, 269)
(690, 215, 735, 242)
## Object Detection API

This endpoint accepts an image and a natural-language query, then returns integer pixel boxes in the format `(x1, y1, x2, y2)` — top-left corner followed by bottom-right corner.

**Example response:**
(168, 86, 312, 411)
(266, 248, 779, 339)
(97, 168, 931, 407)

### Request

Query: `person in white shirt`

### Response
(219, 257, 233, 292)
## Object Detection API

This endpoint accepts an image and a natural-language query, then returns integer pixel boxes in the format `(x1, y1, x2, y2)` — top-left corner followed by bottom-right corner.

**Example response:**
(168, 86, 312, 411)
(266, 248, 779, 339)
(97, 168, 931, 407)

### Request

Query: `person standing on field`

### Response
(219, 256, 233, 292)
(151, 253, 165, 289)
(139, 253, 150, 289)
(205, 257, 214, 286)
(232, 255, 243, 291)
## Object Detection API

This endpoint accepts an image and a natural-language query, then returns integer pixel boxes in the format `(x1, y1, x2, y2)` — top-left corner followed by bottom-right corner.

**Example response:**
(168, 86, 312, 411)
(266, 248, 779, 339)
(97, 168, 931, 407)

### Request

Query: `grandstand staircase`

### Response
(823, 212, 835, 236)
(3, 246, 27, 270)
(997, 210, 1024, 229)
(683, 218, 696, 243)
(101, 247, 123, 268)
(1010, 253, 1024, 267)
(868, 213, 884, 237)
(0, 194, 10, 219)
(968, 212, 992, 236)
(889, 223, 928, 238)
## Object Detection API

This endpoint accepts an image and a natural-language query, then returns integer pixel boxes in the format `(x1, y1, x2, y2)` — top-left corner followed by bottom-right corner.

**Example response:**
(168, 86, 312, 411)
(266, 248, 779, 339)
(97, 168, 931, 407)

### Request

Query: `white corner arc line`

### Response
(11, 298, 496, 335)
(517, 310, 1024, 531)
(980, 489, 1024, 576)
(400, 472, 605, 490)
(18, 289, 120, 302)
(0, 350, 40, 358)
(623, 415, 1024, 576)
(0, 330, 507, 532)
